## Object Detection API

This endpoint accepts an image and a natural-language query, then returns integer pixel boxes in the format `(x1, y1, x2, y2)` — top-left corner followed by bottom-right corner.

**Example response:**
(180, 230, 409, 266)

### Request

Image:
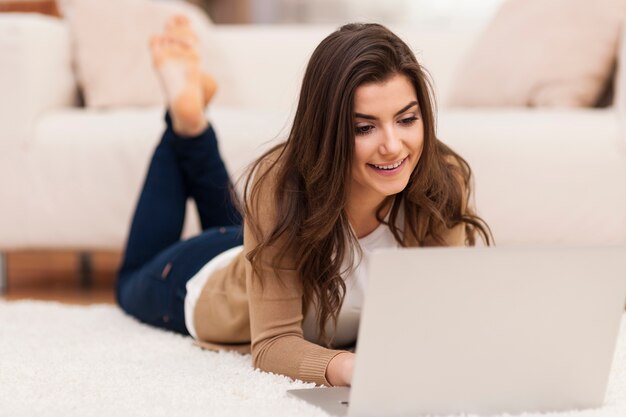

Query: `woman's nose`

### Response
(379, 126, 403, 155)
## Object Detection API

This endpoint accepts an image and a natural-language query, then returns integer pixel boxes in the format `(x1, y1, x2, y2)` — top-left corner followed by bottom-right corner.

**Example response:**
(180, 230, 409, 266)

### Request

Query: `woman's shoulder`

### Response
(254, 145, 286, 175)
(244, 144, 288, 235)
(245, 146, 287, 198)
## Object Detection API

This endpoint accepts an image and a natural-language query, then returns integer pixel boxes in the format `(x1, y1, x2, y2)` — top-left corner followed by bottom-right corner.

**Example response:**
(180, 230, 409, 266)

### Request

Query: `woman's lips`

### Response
(367, 156, 408, 176)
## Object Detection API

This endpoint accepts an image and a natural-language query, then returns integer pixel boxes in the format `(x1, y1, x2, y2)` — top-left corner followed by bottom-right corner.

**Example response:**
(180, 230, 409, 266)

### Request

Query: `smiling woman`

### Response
(116, 19, 492, 392)
(243, 23, 493, 385)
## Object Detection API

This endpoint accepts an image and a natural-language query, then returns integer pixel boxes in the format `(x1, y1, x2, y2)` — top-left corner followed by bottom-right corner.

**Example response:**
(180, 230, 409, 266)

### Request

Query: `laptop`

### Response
(288, 246, 626, 417)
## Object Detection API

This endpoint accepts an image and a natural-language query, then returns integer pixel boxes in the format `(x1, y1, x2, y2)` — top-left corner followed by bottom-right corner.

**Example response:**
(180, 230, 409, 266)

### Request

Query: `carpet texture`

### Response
(0, 300, 625, 417)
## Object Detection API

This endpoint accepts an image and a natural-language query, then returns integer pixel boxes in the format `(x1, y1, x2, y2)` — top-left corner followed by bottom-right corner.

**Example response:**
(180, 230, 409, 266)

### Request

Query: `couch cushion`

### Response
(447, 0, 626, 108)
(8, 106, 623, 249)
(58, 0, 231, 108)
(436, 109, 626, 245)
(8, 106, 285, 248)
(0, 14, 78, 143)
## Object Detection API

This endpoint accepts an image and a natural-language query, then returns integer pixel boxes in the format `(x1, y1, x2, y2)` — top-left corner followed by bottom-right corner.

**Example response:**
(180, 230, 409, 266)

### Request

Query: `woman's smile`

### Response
(367, 156, 409, 176)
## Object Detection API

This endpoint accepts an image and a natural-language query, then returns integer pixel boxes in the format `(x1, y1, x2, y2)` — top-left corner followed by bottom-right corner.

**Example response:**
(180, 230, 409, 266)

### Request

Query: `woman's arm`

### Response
(244, 155, 350, 386)
(244, 219, 350, 386)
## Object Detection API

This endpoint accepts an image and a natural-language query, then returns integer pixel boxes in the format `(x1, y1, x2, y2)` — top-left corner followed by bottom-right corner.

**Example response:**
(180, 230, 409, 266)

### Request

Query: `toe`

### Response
(173, 14, 189, 27)
(165, 14, 198, 44)
(163, 35, 192, 52)
(166, 14, 189, 32)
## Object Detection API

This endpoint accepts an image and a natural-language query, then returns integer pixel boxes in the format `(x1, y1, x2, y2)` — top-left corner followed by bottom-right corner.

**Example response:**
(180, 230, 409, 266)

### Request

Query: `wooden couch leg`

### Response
(0, 252, 7, 295)
(78, 251, 93, 289)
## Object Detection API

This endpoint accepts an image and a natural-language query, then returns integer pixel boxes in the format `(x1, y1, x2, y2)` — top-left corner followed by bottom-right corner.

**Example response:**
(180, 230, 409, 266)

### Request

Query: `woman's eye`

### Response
(399, 116, 418, 126)
(355, 125, 374, 135)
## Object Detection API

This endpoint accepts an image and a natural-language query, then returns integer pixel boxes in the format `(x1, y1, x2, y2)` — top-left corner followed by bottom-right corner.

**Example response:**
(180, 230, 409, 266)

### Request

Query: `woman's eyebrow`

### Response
(354, 100, 419, 120)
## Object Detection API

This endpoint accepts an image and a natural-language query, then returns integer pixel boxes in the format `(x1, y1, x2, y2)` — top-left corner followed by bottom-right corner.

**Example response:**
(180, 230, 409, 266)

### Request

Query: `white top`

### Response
(301, 220, 402, 347)
(184, 216, 403, 344)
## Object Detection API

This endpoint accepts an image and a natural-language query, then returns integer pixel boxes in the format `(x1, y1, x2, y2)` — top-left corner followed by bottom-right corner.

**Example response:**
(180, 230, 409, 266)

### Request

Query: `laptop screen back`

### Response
(349, 246, 626, 417)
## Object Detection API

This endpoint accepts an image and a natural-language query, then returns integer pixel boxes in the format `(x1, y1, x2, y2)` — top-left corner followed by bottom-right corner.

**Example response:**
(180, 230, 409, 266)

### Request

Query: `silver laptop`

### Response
(288, 246, 626, 417)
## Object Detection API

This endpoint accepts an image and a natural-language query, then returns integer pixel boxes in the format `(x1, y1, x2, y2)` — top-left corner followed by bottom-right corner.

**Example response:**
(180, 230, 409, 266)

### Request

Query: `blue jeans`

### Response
(116, 112, 243, 336)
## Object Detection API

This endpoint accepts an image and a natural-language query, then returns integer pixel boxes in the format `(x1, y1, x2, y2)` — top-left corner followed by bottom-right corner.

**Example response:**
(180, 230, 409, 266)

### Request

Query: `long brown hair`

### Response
(242, 23, 492, 347)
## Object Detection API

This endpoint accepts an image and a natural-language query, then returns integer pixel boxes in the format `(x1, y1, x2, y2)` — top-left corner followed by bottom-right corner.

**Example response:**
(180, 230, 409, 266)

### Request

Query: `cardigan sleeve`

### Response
(243, 154, 348, 386)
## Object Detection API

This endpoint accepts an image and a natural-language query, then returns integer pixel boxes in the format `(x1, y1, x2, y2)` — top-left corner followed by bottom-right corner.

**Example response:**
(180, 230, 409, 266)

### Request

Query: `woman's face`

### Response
(350, 73, 424, 205)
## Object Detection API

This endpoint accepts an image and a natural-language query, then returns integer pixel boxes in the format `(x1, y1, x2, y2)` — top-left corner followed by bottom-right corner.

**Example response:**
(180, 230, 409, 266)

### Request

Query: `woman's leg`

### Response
(164, 111, 242, 230)
(117, 120, 188, 282)
(117, 14, 243, 335)
(116, 112, 244, 334)
(149, 14, 241, 230)
(117, 110, 246, 330)
(118, 225, 242, 335)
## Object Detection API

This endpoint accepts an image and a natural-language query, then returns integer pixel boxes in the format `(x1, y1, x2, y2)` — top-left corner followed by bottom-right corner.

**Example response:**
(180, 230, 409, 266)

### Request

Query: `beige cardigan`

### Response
(192, 153, 467, 386)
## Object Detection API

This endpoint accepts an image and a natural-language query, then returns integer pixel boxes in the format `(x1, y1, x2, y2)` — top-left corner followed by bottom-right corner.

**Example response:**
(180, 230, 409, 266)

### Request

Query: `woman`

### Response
(116, 15, 492, 388)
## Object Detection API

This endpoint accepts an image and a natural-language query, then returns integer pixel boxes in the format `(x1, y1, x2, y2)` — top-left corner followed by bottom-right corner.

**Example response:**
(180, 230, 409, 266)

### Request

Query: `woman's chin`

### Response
(374, 180, 410, 197)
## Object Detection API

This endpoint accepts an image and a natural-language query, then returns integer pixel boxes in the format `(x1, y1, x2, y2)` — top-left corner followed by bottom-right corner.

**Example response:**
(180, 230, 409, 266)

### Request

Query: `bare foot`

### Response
(201, 72, 217, 106)
(150, 15, 217, 136)
(163, 15, 217, 107)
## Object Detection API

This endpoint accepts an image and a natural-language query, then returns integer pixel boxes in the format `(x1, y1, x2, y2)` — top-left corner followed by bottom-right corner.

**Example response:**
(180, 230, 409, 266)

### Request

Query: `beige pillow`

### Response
(447, 0, 626, 108)
(59, 0, 223, 108)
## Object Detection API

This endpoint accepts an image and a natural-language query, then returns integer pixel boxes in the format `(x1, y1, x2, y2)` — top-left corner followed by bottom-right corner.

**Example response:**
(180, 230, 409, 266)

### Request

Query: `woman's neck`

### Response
(345, 192, 392, 239)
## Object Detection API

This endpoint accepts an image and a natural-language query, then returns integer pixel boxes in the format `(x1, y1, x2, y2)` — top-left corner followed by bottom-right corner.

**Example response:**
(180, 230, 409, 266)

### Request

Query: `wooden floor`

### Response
(1, 250, 120, 305)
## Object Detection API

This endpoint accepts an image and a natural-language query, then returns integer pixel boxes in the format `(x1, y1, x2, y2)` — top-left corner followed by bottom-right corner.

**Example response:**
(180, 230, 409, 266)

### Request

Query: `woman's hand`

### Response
(325, 352, 355, 387)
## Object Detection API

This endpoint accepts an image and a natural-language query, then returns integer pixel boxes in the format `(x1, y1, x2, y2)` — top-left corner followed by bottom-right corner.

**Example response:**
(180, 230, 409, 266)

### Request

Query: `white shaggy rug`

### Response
(0, 301, 625, 417)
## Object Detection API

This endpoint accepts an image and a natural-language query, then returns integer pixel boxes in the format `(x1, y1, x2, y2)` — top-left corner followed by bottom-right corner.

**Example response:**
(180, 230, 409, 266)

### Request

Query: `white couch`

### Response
(1, 13, 626, 289)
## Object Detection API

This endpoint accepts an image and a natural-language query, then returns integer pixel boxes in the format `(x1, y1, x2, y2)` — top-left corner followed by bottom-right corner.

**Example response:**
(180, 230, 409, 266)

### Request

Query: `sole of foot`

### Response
(150, 14, 217, 137)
